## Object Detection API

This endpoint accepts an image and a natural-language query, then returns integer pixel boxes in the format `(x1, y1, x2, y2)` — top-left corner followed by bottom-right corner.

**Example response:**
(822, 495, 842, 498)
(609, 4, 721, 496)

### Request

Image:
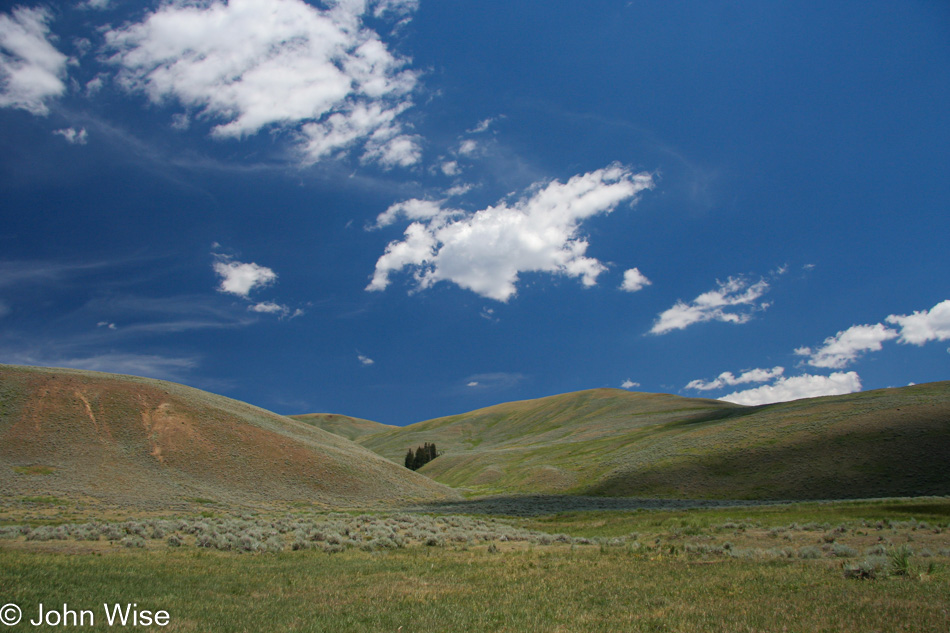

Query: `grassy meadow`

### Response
(1, 498, 949, 632)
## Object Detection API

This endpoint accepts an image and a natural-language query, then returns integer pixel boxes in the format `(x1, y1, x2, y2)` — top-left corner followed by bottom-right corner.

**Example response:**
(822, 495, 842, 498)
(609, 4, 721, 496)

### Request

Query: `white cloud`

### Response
(886, 299, 950, 345)
(79, 0, 112, 9)
(373, 197, 446, 228)
(720, 371, 861, 406)
(441, 160, 460, 176)
(358, 353, 374, 366)
(53, 127, 88, 144)
(467, 381, 478, 387)
(367, 164, 654, 301)
(796, 323, 898, 369)
(248, 301, 289, 315)
(650, 276, 771, 335)
(620, 268, 651, 293)
(467, 117, 496, 134)
(620, 379, 640, 389)
(213, 257, 278, 297)
(0, 6, 68, 115)
(685, 366, 784, 392)
(445, 183, 474, 197)
(457, 139, 479, 157)
(104, 0, 419, 166)
(362, 133, 422, 169)
(96, 321, 117, 330)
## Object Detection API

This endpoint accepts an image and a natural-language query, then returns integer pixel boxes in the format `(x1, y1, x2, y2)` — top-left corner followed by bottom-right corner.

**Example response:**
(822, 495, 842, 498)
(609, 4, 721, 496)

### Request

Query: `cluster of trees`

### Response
(404, 442, 438, 471)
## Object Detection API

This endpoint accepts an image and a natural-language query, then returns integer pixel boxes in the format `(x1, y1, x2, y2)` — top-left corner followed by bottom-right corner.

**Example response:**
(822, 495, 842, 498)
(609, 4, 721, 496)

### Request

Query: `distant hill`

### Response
(289, 413, 397, 441)
(346, 383, 950, 500)
(0, 364, 457, 509)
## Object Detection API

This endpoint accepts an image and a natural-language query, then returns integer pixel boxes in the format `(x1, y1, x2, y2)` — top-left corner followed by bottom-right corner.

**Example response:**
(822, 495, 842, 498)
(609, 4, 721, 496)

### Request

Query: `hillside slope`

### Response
(0, 365, 457, 509)
(289, 413, 397, 441)
(353, 383, 950, 500)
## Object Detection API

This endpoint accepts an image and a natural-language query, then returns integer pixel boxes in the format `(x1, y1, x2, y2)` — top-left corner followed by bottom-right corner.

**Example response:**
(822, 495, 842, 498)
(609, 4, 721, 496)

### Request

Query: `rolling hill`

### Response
(318, 383, 950, 500)
(289, 413, 397, 441)
(0, 364, 457, 509)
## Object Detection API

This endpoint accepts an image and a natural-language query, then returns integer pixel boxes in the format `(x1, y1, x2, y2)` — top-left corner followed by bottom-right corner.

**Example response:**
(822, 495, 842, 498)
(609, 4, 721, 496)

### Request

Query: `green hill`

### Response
(0, 364, 457, 509)
(344, 383, 950, 500)
(289, 413, 397, 441)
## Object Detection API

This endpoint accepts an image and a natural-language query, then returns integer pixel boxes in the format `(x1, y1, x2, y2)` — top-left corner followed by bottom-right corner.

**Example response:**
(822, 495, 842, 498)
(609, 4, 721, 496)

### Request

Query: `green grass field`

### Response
(1, 499, 948, 632)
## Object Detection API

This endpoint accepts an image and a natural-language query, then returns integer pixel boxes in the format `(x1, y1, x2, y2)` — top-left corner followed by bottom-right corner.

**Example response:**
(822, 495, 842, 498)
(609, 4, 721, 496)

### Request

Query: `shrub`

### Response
(120, 535, 145, 549)
(864, 544, 887, 556)
(797, 546, 822, 559)
(844, 556, 889, 580)
(888, 545, 913, 576)
(167, 535, 182, 547)
(831, 544, 857, 558)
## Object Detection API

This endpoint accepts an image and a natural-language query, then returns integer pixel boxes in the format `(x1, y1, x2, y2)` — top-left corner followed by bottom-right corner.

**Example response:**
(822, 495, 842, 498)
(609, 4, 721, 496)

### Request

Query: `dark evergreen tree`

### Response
(404, 442, 440, 470)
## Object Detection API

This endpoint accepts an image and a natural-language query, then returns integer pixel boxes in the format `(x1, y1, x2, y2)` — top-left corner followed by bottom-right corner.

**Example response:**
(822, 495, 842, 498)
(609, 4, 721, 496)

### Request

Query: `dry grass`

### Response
(0, 364, 457, 510)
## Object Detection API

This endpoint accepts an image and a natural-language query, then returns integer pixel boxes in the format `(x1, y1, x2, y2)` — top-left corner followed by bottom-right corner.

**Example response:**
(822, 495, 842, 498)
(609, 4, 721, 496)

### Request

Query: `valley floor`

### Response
(1, 497, 949, 632)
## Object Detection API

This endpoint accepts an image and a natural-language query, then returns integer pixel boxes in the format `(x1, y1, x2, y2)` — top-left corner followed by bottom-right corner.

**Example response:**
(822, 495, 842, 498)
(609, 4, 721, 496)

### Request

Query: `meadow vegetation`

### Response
(1, 498, 948, 631)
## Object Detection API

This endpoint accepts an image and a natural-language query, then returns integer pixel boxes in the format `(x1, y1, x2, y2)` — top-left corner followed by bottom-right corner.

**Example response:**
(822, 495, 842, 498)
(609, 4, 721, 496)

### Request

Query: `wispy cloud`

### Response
(0, 349, 199, 383)
(367, 164, 654, 301)
(650, 275, 771, 335)
(53, 127, 89, 144)
(461, 372, 525, 391)
(357, 353, 375, 366)
(0, 6, 68, 115)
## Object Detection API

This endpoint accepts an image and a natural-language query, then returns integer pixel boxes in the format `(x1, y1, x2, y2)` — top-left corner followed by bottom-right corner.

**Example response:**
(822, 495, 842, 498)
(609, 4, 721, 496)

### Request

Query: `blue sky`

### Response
(1, 0, 948, 424)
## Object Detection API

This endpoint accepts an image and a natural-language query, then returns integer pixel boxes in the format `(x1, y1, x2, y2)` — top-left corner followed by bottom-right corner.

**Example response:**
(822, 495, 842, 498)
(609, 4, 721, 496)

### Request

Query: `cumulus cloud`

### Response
(886, 299, 950, 345)
(685, 366, 784, 392)
(650, 276, 771, 335)
(795, 323, 898, 369)
(720, 371, 862, 406)
(0, 6, 68, 115)
(620, 268, 651, 293)
(53, 127, 88, 144)
(621, 379, 640, 389)
(367, 164, 654, 301)
(357, 353, 374, 366)
(213, 257, 277, 297)
(104, 0, 419, 166)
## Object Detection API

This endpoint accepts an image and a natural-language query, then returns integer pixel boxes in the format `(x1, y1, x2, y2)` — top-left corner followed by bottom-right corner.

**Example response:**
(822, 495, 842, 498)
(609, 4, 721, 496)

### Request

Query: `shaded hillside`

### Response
(354, 383, 950, 500)
(289, 413, 396, 441)
(0, 365, 456, 509)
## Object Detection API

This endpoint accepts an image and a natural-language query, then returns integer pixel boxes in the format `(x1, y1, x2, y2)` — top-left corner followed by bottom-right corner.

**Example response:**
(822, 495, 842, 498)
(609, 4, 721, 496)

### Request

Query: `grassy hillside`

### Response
(289, 413, 397, 441)
(353, 383, 950, 500)
(0, 364, 457, 509)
